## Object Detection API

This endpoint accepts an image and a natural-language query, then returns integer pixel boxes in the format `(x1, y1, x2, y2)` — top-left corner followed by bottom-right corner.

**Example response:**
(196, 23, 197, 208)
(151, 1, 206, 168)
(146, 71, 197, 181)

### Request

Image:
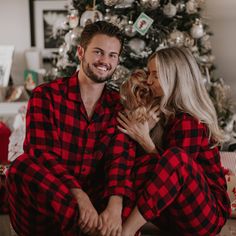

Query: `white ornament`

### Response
(104, 9, 112, 21)
(177, 2, 185, 12)
(80, 10, 103, 27)
(70, 27, 83, 46)
(128, 38, 146, 54)
(190, 20, 204, 38)
(115, 0, 135, 8)
(168, 29, 185, 47)
(186, 0, 198, 14)
(163, 2, 177, 18)
(104, 0, 121, 6)
(183, 32, 194, 47)
(140, 0, 160, 10)
(69, 9, 79, 28)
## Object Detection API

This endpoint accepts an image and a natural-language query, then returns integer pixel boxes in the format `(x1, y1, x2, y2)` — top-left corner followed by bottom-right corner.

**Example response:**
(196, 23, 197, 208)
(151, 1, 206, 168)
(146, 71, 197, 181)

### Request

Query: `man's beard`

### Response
(81, 58, 115, 83)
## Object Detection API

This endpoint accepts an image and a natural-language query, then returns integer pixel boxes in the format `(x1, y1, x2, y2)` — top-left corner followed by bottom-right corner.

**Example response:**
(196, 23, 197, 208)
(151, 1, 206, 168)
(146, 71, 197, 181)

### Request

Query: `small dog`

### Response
(120, 69, 160, 123)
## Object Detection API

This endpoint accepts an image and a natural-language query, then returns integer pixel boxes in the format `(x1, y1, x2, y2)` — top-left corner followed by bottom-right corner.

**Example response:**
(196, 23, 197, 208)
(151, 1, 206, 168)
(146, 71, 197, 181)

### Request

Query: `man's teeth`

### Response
(97, 66, 108, 71)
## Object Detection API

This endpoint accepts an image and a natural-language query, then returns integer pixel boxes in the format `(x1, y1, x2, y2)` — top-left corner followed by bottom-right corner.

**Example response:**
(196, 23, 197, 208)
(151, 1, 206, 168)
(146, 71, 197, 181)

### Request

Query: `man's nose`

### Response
(99, 54, 109, 64)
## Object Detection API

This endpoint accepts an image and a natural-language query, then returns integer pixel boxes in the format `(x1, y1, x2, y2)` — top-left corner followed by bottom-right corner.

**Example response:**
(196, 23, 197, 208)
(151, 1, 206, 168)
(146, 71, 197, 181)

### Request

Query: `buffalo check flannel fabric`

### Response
(123, 113, 231, 236)
(6, 72, 135, 236)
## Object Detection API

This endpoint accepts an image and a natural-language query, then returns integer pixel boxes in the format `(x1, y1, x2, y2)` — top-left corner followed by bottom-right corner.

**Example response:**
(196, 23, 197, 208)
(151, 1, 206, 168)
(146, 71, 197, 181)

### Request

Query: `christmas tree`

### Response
(49, 0, 235, 148)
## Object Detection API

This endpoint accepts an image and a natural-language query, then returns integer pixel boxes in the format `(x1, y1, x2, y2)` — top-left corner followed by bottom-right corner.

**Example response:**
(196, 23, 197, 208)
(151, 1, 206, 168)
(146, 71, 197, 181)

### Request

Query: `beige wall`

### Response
(204, 0, 236, 102)
(0, 0, 30, 85)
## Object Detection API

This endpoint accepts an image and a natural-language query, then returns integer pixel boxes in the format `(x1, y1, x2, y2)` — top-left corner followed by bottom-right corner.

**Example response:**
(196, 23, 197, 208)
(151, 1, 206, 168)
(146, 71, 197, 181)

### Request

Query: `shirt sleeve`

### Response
(23, 88, 81, 189)
(103, 131, 136, 201)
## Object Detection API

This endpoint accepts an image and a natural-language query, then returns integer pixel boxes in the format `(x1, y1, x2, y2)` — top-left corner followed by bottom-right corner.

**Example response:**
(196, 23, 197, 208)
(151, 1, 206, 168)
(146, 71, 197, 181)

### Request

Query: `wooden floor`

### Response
(0, 214, 235, 236)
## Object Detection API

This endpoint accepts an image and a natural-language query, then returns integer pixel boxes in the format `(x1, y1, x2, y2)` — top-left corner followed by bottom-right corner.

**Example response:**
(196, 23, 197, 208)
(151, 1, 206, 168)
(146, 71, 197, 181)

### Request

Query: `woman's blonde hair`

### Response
(149, 47, 225, 146)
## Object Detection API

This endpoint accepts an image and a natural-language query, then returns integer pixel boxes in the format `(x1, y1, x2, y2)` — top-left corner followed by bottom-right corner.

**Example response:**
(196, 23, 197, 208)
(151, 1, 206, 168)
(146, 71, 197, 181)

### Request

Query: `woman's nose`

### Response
(146, 76, 153, 85)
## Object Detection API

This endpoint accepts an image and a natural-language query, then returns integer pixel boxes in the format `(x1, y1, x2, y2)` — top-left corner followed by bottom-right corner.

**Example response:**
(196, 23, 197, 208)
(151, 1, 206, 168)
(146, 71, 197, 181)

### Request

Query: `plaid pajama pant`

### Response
(124, 147, 230, 236)
(7, 154, 85, 236)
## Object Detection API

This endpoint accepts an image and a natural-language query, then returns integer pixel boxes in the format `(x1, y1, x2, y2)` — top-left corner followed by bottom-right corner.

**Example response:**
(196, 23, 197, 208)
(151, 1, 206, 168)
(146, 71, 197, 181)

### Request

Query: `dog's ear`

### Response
(120, 79, 139, 110)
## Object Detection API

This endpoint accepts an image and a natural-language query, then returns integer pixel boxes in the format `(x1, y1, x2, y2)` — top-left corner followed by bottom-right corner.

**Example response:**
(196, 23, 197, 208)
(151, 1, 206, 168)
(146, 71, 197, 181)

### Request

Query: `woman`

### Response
(118, 47, 231, 236)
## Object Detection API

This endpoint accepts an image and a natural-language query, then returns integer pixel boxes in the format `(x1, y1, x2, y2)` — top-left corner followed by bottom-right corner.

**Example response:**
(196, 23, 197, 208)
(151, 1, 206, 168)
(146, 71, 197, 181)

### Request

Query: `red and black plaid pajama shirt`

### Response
(6, 72, 136, 236)
(124, 113, 231, 236)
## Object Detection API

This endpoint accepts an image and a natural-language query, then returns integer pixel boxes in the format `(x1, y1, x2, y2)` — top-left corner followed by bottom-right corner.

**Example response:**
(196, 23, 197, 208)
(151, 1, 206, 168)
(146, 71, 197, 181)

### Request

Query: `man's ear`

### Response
(77, 46, 84, 61)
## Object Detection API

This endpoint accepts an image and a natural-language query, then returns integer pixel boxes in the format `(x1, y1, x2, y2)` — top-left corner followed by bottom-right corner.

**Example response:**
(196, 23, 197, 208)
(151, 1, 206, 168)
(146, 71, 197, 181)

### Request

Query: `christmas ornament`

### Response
(190, 19, 204, 38)
(58, 43, 67, 56)
(163, 2, 177, 18)
(104, 9, 112, 21)
(65, 30, 73, 45)
(183, 32, 194, 47)
(167, 29, 185, 47)
(128, 38, 146, 54)
(115, 0, 135, 8)
(140, 0, 160, 10)
(70, 27, 83, 46)
(133, 12, 154, 36)
(111, 65, 131, 82)
(177, 1, 186, 12)
(61, 18, 70, 30)
(124, 21, 136, 37)
(200, 34, 212, 51)
(69, 9, 79, 28)
(104, 0, 121, 7)
(80, 10, 103, 27)
(186, 0, 198, 14)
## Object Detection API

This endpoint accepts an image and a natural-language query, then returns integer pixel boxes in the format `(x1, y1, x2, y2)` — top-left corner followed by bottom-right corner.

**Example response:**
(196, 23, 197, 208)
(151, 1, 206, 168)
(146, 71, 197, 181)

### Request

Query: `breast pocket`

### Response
(94, 126, 115, 160)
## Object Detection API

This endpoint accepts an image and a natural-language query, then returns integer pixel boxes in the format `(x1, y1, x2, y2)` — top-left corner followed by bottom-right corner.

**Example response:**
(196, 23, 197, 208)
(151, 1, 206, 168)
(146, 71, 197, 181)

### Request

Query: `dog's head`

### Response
(120, 69, 156, 121)
(120, 69, 153, 110)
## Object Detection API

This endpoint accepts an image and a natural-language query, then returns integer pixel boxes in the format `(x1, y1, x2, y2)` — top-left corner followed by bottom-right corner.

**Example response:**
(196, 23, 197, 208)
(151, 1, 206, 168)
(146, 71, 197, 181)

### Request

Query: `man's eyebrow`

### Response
(93, 47, 119, 55)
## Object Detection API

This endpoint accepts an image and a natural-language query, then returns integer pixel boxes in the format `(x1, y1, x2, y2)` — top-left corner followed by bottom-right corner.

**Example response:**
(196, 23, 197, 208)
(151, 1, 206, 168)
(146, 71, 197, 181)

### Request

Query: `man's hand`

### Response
(71, 188, 99, 234)
(97, 196, 123, 236)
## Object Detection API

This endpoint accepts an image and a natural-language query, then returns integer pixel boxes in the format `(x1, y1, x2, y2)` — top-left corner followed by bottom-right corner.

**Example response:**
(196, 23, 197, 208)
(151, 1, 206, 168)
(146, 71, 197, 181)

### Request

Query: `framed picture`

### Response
(0, 45, 14, 87)
(29, 0, 68, 59)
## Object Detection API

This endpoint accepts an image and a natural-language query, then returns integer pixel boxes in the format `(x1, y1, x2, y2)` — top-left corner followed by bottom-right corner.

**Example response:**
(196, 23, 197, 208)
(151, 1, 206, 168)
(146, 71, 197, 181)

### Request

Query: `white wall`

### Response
(204, 0, 236, 101)
(0, 0, 30, 85)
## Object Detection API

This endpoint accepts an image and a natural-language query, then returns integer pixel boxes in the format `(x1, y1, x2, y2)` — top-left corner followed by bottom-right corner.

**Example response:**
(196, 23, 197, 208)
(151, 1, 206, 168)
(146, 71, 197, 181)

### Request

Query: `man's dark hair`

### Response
(80, 21, 124, 53)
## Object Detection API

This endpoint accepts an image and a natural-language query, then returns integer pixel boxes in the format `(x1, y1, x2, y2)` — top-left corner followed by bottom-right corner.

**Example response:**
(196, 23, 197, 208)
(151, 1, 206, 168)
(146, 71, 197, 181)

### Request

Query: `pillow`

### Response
(220, 152, 236, 218)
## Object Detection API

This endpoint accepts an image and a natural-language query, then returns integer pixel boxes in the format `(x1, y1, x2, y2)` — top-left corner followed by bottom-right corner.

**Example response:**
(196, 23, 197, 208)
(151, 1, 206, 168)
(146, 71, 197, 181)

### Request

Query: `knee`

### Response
(6, 153, 32, 184)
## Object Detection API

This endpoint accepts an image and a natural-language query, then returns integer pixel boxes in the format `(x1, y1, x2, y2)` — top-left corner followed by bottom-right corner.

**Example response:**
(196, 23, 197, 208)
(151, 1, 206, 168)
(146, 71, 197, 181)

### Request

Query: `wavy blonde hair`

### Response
(149, 47, 225, 146)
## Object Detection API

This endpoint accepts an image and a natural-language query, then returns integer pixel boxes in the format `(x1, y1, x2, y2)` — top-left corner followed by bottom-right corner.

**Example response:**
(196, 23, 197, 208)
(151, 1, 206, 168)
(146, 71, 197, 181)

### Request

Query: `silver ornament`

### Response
(58, 43, 67, 56)
(69, 9, 79, 28)
(200, 34, 212, 51)
(115, 0, 135, 8)
(167, 30, 185, 47)
(190, 20, 204, 39)
(80, 10, 103, 27)
(104, 9, 112, 21)
(104, 0, 121, 7)
(70, 27, 83, 46)
(183, 32, 194, 47)
(177, 2, 186, 12)
(140, 0, 160, 10)
(65, 30, 73, 44)
(186, 0, 198, 14)
(128, 38, 146, 54)
(124, 21, 136, 37)
(163, 2, 177, 18)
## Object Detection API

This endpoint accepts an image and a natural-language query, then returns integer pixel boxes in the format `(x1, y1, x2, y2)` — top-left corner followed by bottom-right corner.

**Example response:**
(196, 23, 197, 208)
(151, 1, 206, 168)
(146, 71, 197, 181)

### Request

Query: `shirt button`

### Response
(84, 149, 90, 154)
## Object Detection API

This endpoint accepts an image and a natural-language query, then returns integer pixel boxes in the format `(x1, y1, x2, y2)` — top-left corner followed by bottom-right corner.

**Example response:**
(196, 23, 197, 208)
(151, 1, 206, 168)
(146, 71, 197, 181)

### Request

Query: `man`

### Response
(7, 21, 135, 236)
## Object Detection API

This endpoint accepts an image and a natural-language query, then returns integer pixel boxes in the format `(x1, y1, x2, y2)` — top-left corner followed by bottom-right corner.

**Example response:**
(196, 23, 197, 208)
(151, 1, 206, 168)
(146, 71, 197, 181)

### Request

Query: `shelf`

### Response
(0, 102, 28, 116)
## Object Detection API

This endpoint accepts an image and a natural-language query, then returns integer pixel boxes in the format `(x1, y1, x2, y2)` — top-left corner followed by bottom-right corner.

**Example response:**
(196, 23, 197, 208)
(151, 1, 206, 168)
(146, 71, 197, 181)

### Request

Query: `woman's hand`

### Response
(147, 105, 160, 131)
(117, 112, 156, 153)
